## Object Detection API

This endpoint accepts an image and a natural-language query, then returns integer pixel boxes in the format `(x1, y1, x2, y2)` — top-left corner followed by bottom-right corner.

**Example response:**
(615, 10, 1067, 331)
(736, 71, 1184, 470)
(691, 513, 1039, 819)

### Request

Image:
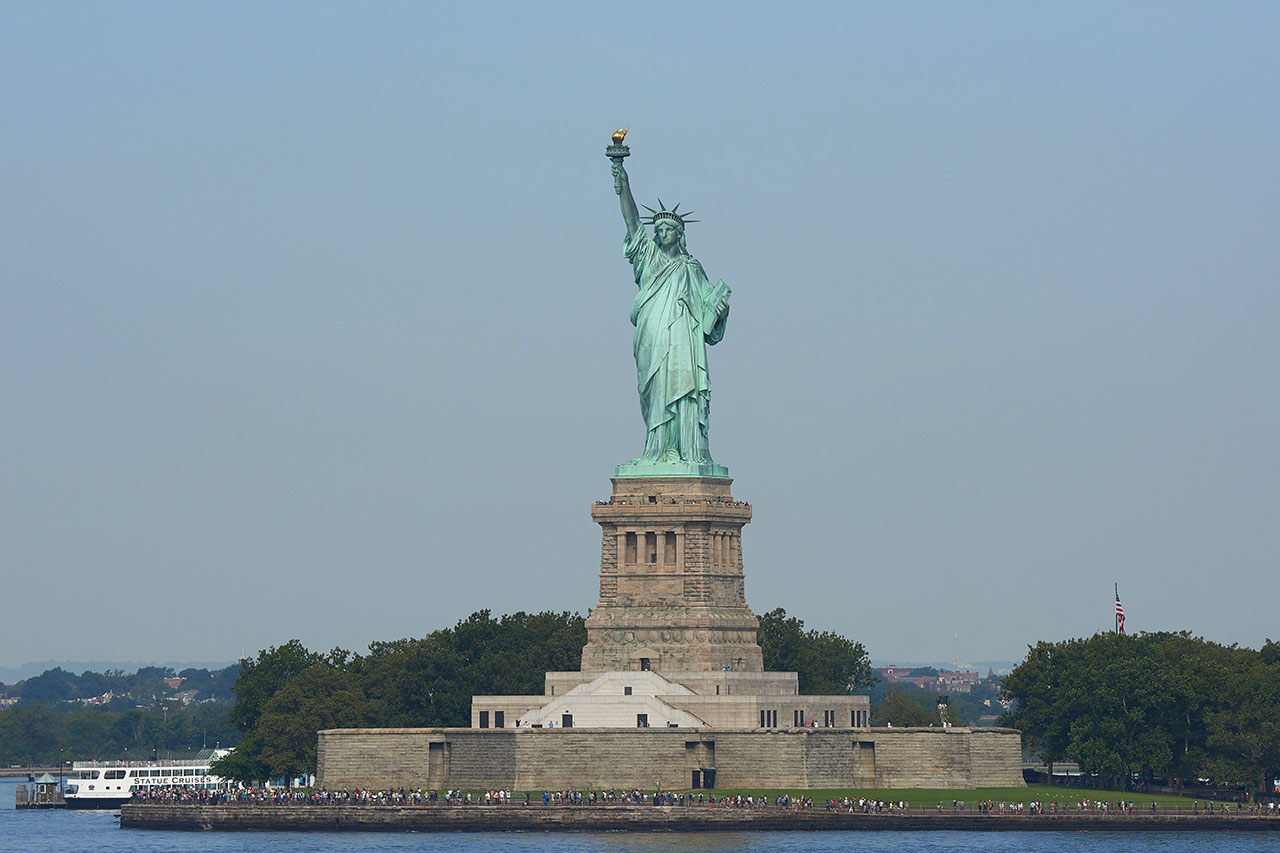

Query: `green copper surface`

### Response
(609, 139, 731, 477)
(614, 460, 729, 479)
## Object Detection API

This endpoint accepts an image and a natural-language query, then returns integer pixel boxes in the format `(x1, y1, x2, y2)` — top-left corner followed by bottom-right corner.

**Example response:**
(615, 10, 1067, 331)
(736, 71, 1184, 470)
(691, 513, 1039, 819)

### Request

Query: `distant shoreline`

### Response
(120, 804, 1280, 833)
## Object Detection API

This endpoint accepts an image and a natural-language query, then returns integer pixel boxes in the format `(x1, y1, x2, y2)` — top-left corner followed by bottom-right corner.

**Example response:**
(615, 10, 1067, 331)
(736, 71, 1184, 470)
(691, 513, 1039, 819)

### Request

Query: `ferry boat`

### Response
(64, 748, 233, 809)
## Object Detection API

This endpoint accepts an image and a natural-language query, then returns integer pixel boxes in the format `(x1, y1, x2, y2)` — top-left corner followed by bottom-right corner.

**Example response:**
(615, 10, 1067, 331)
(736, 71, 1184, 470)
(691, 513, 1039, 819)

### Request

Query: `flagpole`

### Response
(1115, 583, 1118, 634)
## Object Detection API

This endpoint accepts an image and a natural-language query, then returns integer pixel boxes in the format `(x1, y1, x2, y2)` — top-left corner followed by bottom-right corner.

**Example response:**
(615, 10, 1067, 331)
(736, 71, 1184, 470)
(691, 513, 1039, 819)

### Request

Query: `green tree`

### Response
(0, 703, 63, 763)
(13, 667, 80, 703)
(872, 686, 938, 727)
(355, 610, 586, 727)
(209, 735, 271, 783)
(1204, 651, 1280, 794)
(757, 608, 873, 694)
(216, 611, 588, 779)
(1002, 631, 1280, 794)
(1000, 640, 1072, 767)
(227, 640, 325, 734)
(254, 664, 368, 782)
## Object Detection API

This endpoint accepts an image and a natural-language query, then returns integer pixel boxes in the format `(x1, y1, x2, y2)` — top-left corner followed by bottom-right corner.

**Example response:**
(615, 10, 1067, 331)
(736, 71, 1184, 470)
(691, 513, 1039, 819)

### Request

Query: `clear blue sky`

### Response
(3, 1, 1277, 669)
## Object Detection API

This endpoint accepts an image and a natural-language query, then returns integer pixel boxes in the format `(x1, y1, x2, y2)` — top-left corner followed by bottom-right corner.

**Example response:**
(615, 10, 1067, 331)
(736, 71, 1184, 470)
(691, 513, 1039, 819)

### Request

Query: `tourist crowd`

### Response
(129, 786, 1279, 816)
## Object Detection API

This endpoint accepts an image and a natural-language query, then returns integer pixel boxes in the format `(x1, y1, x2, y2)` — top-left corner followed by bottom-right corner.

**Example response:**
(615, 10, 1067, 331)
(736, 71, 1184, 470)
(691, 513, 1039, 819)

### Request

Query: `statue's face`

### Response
(654, 222, 681, 249)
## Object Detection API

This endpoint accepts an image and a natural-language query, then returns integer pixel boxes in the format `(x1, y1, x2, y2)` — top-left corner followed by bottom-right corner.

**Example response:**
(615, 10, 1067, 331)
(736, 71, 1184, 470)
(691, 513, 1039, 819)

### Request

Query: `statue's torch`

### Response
(607, 127, 630, 193)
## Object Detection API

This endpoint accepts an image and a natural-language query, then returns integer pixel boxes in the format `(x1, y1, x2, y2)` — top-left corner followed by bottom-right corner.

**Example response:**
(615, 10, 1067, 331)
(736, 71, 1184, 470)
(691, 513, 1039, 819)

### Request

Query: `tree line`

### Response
(214, 607, 874, 783)
(6, 664, 239, 707)
(0, 701, 239, 766)
(0, 664, 242, 765)
(1000, 631, 1280, 795)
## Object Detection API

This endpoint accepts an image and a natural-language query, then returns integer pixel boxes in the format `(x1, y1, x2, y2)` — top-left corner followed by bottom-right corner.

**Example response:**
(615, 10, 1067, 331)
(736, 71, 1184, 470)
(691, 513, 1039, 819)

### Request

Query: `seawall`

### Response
(120, 804, 1280, 832)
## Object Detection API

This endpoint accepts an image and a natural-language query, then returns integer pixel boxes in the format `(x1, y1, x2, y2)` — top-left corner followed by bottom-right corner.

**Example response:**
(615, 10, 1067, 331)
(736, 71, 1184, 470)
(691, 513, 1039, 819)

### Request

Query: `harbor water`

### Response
(3, 778, 1273, 852)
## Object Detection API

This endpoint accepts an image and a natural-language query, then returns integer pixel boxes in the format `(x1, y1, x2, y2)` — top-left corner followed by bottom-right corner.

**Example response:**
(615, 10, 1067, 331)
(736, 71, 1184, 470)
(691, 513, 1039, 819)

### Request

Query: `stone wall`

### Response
(123, 804, 1275, 832)
(317, 727, 1025, 791)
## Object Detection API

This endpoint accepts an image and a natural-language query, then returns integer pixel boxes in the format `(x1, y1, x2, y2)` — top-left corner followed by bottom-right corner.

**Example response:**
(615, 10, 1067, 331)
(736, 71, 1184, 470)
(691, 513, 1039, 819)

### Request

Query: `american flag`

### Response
(1115, 589, 1126, 635)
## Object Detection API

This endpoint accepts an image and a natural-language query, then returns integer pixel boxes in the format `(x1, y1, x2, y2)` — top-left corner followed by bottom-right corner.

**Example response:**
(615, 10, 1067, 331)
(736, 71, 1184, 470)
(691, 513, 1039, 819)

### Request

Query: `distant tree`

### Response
(872, 686, 938, 727)
(209, 665, 240, 701)
(14, 668, 80, 704)
(939, 702, 966, 727)
(0, 703, 62, 763)
(131, 666, 176, 697)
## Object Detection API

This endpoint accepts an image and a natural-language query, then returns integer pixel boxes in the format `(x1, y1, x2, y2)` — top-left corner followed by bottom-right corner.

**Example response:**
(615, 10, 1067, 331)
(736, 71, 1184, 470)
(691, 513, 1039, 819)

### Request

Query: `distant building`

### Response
(873, 665, 916, 683)
(77, 690, 118, 706)
(912, 671, 982, 694)
(162, 676, 185, 690)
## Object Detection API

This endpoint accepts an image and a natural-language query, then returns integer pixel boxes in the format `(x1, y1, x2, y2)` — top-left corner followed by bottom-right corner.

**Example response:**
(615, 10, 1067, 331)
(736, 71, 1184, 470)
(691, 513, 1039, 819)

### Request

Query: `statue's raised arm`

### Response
(607, 128, 641, 238)
(612, 160, 641, 238)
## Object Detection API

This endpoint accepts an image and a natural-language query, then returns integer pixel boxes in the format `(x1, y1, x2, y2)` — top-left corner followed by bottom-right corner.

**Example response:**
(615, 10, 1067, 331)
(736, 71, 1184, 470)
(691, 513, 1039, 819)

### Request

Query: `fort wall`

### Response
(316, 726, 1025, 791)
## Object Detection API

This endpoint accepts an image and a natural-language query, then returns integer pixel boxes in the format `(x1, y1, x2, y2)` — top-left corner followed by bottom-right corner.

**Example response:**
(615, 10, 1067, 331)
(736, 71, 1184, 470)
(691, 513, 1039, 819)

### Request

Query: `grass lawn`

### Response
(692, 784, 1203, 809)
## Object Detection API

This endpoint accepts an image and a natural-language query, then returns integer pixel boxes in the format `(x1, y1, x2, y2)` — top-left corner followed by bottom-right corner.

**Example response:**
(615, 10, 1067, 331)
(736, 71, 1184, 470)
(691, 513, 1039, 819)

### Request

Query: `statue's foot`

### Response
(660, 450, 681, 463)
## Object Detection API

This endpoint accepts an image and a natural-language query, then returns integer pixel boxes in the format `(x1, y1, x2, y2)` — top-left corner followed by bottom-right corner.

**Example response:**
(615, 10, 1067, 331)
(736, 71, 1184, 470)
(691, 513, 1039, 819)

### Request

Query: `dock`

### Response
(15, 778, 66, 810)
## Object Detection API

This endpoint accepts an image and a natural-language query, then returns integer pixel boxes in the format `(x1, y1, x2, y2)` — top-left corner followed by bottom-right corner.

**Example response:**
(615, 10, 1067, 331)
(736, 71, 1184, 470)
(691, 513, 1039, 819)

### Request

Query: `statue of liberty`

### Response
(609, 137, 731, 474)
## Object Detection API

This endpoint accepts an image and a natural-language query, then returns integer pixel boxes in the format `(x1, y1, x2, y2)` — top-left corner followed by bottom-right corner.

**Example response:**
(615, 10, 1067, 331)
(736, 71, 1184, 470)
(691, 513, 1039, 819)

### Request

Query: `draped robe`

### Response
(624, 226, 729, 463)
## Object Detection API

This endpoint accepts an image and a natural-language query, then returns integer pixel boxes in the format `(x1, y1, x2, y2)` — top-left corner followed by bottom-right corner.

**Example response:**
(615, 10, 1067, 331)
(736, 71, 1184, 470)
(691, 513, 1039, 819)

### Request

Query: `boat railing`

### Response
(73, 758, 210, 769)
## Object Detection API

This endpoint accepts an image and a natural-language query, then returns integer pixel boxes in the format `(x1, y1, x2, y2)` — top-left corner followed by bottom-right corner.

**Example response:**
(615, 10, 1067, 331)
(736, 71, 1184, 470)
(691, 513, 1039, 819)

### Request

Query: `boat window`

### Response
(104, 770, 126, 780)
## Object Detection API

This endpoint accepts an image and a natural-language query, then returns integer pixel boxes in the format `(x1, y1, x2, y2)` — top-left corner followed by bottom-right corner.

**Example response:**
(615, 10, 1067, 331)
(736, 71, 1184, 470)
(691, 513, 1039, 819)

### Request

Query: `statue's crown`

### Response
(641, 199, 698, 229)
